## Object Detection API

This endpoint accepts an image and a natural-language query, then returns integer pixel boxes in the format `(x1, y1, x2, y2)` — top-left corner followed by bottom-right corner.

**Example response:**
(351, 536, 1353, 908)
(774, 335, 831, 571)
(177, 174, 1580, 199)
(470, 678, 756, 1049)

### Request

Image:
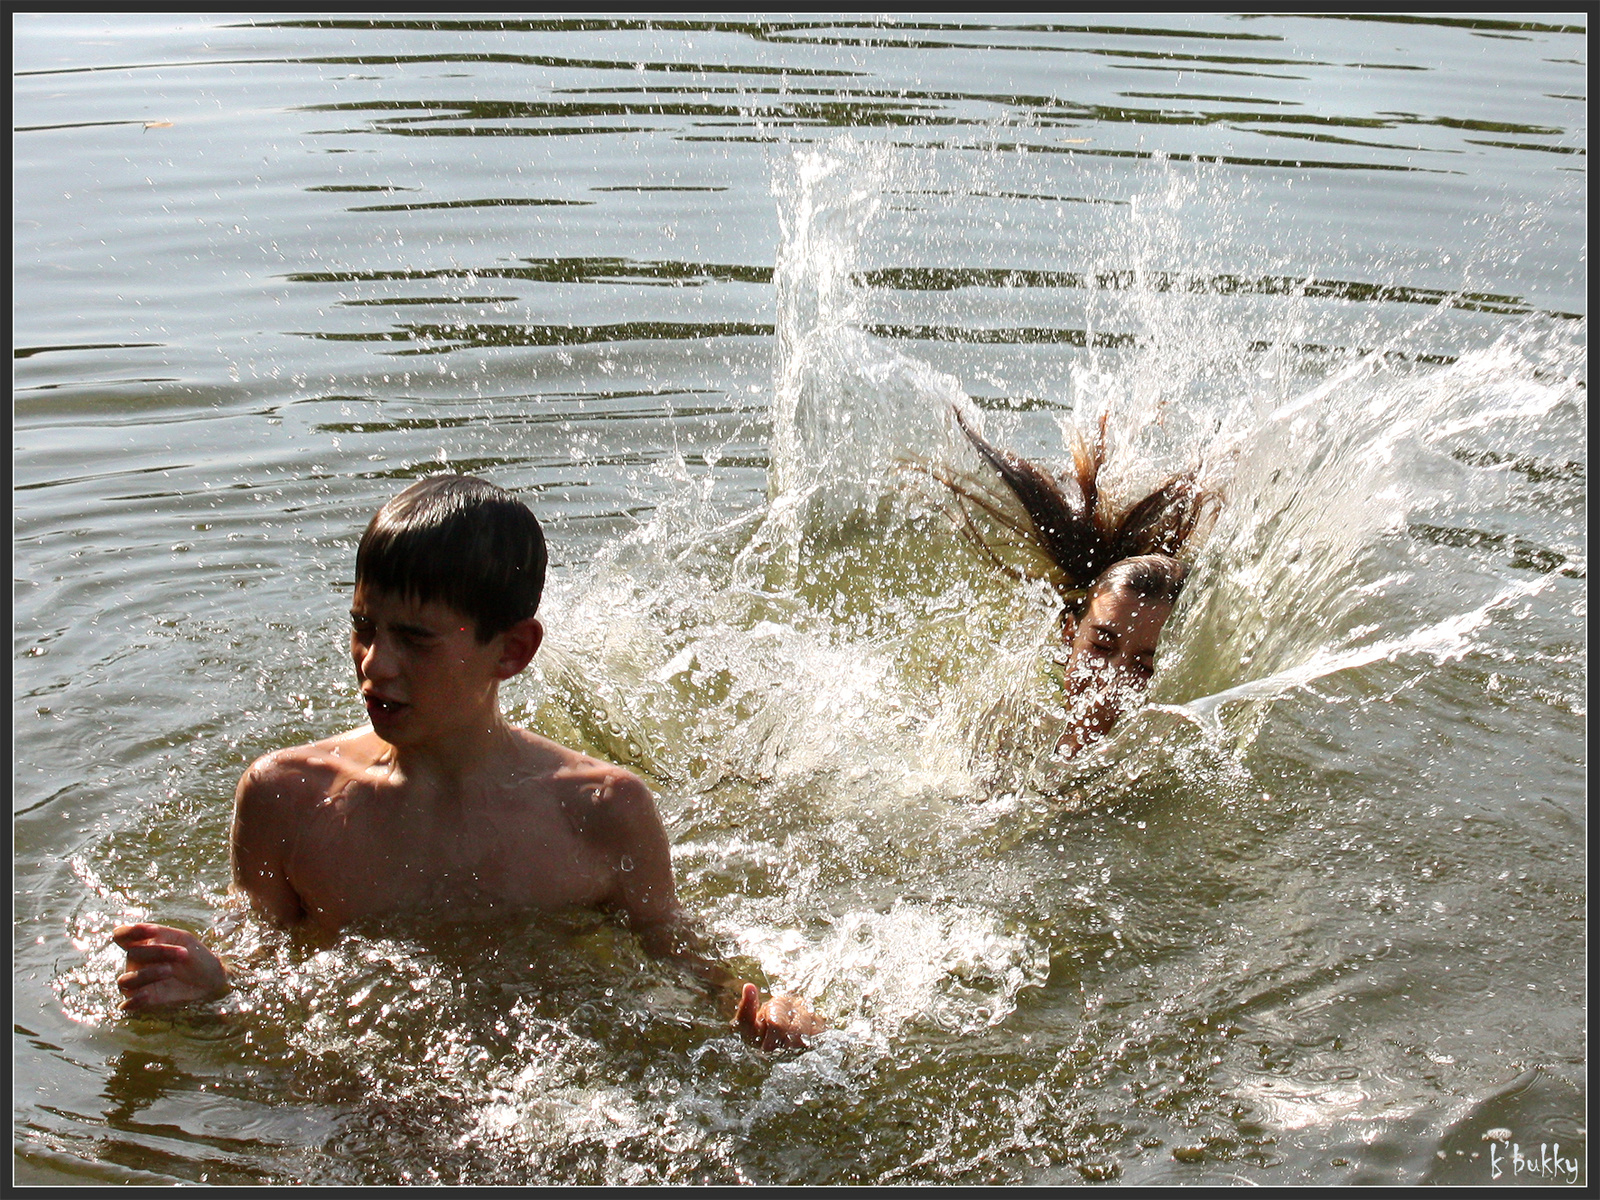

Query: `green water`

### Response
(14, 14, 1585, 1185)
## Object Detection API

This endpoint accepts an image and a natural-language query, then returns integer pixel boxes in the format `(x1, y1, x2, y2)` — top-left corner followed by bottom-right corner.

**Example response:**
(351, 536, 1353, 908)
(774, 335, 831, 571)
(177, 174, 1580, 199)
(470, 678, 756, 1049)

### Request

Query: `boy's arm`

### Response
(113, 755, 304, 1012)
(229, 753, 308, 926)
(634, 919, 828, 1051)
(597, 771, 825, 1049)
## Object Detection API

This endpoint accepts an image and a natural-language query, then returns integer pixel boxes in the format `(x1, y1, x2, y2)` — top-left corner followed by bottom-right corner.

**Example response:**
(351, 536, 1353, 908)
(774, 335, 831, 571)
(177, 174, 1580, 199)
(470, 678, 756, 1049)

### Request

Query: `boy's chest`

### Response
(286, 794, 615, 926)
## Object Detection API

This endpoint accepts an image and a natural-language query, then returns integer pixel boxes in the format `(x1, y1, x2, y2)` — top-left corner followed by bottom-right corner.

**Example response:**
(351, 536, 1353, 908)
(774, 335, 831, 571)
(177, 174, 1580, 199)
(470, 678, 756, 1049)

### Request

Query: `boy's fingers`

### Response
(111, 932, 226, 1012)
(732, 982, 761, 1034)
(118, 987, 171, 1013)
(122, 944, 186, 964)
(118, 975, 212, 1012)
(767, 1019, 799, 1050)
(113, 923, 194, 949)
(117, 969, 169, 992)
(763, 995, 823, 1042)
(733, 985, 822, 1050)
(117, 965, 174, 991)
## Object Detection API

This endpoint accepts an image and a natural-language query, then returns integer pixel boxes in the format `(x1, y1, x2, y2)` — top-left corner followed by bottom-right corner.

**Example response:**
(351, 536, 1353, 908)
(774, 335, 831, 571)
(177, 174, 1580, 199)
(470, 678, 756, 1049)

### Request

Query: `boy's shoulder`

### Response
(235, 729, 384, 808)
(232, 725, 663, 852)
(509, 728, 661, 845)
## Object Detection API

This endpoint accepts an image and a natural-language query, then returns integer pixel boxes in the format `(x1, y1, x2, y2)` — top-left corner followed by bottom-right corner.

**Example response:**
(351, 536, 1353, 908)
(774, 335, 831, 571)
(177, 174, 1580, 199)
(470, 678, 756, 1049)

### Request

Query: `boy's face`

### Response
(349, 583, 534, 746)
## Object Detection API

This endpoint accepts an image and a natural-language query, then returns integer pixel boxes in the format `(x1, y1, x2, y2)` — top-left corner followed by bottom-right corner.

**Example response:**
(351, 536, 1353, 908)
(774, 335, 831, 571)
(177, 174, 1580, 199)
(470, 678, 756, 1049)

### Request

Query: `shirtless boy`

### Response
(113, 474, 822, 1050)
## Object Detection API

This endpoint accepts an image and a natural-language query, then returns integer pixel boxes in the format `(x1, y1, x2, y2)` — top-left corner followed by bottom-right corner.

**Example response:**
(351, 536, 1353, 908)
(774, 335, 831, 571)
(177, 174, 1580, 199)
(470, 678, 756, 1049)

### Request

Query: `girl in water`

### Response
(930, 409, 1216, 758)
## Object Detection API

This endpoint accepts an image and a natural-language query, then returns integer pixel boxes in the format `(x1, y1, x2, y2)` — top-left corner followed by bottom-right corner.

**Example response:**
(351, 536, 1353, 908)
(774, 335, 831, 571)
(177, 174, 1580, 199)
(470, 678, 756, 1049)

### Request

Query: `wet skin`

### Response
(1056, 584, 1175, 757)
(115, 584, 822, 1048)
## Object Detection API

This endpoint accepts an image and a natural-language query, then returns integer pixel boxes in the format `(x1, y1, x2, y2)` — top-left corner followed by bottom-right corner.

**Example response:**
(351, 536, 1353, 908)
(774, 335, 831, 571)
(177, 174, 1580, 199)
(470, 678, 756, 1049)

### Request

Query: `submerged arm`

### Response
(114, 754, 308, 1013)
(600, 772, 825, 1049)
(633, 917, 825, 1049)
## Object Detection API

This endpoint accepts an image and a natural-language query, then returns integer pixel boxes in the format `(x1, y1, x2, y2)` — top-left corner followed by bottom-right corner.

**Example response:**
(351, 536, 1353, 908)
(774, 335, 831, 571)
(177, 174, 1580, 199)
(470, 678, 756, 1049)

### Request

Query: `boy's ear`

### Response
(494, 617, 544, 680)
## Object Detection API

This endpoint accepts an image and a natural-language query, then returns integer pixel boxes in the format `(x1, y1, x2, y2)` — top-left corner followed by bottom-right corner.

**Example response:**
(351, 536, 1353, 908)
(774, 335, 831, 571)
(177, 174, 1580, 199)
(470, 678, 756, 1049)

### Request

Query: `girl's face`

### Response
(1057, 584, 1174, 755)
(1062, 585, 1174, 687)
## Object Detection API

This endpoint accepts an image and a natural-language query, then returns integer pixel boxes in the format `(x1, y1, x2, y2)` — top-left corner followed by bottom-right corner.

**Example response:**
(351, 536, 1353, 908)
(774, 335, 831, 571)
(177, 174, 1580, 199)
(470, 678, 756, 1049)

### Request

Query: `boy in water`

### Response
(113, 474, 822, 1050)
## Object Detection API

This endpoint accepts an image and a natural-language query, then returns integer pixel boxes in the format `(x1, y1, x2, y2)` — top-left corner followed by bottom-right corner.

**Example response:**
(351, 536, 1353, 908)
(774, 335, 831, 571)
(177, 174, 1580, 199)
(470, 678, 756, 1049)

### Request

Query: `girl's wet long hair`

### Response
(931, 408, 1216, 616)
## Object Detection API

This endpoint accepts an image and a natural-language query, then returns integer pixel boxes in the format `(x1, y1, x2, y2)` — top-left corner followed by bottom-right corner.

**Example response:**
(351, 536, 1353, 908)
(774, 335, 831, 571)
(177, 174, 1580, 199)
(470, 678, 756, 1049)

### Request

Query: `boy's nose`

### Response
(357, 636, 399, 680)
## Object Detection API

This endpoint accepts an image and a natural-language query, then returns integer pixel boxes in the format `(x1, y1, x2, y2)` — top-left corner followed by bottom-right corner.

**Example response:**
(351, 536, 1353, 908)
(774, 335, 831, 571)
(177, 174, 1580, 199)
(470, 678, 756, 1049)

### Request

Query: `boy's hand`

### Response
(112, 924, 230, 1012)
(732, 982, 826, 1051)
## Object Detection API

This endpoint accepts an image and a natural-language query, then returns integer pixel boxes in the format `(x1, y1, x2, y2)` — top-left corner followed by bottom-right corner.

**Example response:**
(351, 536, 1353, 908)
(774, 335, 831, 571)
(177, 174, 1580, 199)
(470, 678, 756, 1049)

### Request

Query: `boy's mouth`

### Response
(363, 694, 407, 718)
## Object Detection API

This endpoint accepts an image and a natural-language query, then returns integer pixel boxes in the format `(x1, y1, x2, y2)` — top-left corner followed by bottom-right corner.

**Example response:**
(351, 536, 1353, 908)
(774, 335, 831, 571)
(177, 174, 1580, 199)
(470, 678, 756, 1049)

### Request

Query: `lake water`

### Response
(13, 14, 1586, 1186)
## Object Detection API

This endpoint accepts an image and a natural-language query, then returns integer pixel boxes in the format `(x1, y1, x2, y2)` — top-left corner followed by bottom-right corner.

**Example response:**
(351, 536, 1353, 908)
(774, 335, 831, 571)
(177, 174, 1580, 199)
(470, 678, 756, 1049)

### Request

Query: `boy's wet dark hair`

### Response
(355, 474, 547, 641)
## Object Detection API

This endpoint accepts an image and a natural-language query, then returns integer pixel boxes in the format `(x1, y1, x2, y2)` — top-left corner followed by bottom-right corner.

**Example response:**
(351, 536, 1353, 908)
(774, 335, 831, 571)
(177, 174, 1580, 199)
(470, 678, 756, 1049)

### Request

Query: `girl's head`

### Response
(932, 410, 1213, 753)
(942, 407, 1211, 605)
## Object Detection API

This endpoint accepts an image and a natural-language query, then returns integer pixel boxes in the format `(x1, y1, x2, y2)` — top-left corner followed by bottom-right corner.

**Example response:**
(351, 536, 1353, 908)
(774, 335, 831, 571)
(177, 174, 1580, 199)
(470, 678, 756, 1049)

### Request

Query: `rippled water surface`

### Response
(14, 14, 1586, 1186)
